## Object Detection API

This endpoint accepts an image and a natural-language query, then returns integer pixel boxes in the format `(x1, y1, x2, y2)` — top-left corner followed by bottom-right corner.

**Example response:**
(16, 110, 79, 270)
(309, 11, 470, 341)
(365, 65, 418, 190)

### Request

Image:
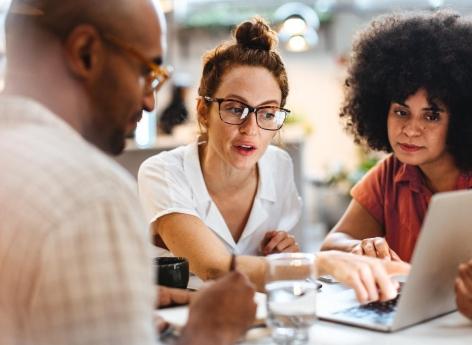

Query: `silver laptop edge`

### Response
(318, 189, 472, 332)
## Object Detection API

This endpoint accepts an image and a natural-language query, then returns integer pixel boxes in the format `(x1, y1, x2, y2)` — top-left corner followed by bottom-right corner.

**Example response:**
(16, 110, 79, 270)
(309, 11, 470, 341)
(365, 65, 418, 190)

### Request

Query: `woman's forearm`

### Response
(235, 255, 267, 291)
(320, 231, 360, 252)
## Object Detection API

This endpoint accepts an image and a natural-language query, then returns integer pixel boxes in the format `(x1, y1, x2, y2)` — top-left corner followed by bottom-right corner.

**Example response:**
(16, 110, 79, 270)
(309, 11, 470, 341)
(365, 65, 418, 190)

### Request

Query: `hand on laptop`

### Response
(351, 237, 402, 261)
(455, 259, 472, 320)
(317, 251, 410, 304)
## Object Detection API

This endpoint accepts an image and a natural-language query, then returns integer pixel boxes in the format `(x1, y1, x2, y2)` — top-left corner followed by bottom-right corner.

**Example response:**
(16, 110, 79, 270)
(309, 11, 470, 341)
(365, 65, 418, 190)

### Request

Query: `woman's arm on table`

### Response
(155, 212, 409, 301)
(154, 213, 268, 291)
(321, 199, 401, 261)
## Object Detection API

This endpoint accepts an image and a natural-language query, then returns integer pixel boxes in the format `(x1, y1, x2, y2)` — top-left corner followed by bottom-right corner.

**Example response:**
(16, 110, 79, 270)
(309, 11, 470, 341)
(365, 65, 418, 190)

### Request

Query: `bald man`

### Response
(0, 1, 255, 345)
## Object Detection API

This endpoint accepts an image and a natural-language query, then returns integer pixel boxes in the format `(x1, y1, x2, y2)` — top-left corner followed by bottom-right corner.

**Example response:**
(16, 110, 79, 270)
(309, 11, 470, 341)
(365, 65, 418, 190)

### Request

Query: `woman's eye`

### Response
(425, 112, 440, 121)
(224, 106, 244, 115)
(394, 109, 408, 117)
(231, 107, 243, 114)
(262, 112, 275, 120)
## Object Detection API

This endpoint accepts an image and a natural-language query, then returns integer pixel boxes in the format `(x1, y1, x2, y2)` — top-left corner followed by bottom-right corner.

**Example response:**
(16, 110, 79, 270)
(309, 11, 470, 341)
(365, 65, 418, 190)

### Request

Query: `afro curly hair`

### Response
(341, 10, 472, 171)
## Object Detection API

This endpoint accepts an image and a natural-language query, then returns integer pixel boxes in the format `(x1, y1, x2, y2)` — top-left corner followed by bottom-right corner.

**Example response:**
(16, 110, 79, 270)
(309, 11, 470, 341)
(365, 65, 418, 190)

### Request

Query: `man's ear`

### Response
(63, 25, 104, 80)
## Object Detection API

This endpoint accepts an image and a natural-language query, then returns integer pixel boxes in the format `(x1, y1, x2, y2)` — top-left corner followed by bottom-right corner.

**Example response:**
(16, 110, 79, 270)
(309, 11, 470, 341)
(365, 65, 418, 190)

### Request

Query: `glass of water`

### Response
(266, 253, 317, 344)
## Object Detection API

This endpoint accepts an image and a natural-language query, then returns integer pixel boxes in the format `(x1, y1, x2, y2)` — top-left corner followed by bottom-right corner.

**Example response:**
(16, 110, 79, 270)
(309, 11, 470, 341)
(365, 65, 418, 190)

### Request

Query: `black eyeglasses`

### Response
(202, 96, 290, 131)
(101, 33, 172, 93)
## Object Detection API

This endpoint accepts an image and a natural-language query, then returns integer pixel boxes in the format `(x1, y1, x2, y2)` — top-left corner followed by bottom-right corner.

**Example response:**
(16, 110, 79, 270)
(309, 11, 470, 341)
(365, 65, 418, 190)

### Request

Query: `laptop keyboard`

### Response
(333, 294, 400, 326)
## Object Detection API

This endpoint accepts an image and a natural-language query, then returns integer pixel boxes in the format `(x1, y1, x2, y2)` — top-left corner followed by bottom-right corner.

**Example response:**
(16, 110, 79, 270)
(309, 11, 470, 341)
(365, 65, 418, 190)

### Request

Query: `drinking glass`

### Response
(266, 253, 317, 344)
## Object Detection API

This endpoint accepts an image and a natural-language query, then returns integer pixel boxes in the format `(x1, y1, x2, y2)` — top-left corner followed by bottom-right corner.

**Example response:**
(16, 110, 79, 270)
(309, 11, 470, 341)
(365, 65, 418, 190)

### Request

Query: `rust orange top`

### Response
(351, 155, 472, 262)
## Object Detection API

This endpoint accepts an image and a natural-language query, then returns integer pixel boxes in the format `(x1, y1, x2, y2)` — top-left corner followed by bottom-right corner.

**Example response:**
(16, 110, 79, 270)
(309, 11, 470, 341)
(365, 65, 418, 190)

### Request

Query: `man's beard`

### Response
(82, 118, 126, 155)
(86, 65, 129, 156)
(107, 126, 127, 155)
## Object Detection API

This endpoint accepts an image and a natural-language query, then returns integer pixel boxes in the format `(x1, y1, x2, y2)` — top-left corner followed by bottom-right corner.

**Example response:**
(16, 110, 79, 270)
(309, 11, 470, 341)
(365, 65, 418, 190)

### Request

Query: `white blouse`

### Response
(138, 142, 302, 256)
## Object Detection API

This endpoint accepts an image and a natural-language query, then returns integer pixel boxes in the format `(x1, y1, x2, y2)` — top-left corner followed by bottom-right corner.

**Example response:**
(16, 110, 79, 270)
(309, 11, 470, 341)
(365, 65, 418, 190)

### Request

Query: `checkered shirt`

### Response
(0, 96, 156, 345)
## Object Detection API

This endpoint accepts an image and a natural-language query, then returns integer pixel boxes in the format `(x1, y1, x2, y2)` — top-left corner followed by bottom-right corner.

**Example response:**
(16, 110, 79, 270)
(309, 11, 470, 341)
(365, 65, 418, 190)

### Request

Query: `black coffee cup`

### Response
(154, 257, 189, 289)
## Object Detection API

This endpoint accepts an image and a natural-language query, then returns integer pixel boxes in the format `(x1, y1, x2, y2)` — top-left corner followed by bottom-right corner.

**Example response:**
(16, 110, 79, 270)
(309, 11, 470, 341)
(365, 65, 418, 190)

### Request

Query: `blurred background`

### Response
(2, 0, 472, 250)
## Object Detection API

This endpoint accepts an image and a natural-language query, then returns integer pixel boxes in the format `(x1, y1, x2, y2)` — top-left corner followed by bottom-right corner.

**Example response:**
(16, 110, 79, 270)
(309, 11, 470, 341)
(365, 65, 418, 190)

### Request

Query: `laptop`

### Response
(317, 189, 472, 332)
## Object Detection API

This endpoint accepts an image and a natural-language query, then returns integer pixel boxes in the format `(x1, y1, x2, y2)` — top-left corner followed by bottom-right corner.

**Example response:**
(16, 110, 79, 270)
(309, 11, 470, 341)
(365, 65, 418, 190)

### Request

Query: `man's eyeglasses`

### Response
(202, 96, 290, 131)
(101, 34, 172, 93)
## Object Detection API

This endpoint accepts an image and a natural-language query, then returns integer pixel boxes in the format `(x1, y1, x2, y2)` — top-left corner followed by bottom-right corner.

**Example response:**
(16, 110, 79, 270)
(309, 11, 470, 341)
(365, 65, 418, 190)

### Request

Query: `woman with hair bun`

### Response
(139, 16, 301, 266)
(138, 17, 407, 298)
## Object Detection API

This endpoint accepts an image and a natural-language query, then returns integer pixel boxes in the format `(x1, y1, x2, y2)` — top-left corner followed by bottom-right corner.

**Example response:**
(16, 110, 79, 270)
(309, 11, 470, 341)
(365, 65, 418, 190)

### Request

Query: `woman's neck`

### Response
(199, 143, 257, 196)
(419, 156, 461, 193)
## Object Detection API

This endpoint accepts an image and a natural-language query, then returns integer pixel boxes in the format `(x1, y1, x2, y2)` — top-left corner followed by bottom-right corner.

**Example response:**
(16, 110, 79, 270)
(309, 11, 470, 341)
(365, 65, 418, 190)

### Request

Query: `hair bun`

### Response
(234, 16, 278, 51)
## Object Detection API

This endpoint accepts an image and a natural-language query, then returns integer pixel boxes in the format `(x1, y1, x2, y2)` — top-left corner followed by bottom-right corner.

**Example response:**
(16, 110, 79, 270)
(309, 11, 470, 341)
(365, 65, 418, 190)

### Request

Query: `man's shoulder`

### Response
(2, 123, 135, 212)
(0, 120, 141, 246)
(53, 139, 136, 200)
(0, 96, 135, 194)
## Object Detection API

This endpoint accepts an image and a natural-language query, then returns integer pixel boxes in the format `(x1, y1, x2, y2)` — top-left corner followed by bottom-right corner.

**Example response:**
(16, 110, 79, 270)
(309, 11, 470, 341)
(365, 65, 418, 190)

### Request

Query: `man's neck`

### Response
(3, 72, 86, 136)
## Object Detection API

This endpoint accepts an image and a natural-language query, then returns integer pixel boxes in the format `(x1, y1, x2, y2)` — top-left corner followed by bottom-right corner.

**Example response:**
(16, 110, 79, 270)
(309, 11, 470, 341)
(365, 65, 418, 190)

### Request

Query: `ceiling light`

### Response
(275, 2, 320, 52)
(282, 17, 308, 36)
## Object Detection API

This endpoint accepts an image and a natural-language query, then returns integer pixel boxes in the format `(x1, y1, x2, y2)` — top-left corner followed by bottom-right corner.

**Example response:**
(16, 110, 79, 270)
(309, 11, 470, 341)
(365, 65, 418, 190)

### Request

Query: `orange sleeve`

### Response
(350, 156, 394, 226)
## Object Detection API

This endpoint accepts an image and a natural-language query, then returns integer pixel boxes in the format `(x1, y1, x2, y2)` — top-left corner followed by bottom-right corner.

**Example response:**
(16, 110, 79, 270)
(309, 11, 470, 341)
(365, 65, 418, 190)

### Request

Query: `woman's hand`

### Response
(260, 230, 299, 256)
(317, 250, 410, 304)
(155, 286, 194, 335)
(455, 259, 472, 320)
(351, 237, 402, 261)
(157, 285, 193, 308)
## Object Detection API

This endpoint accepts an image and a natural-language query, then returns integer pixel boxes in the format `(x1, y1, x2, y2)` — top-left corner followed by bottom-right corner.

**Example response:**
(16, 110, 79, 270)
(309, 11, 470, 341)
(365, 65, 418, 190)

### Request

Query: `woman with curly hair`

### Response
(137, 17, 408, 300)
(321, 10, 472, 262)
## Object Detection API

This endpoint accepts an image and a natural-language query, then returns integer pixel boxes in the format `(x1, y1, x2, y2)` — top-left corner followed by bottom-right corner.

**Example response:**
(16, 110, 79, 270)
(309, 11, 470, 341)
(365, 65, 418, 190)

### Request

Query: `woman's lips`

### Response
(233, 144, 257, 156)
(398, 143, 423, 152)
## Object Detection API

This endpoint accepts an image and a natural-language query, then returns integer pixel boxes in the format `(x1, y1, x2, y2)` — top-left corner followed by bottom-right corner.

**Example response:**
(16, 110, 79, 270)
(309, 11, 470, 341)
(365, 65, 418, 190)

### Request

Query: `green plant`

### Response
(326, 151, 380, 195)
